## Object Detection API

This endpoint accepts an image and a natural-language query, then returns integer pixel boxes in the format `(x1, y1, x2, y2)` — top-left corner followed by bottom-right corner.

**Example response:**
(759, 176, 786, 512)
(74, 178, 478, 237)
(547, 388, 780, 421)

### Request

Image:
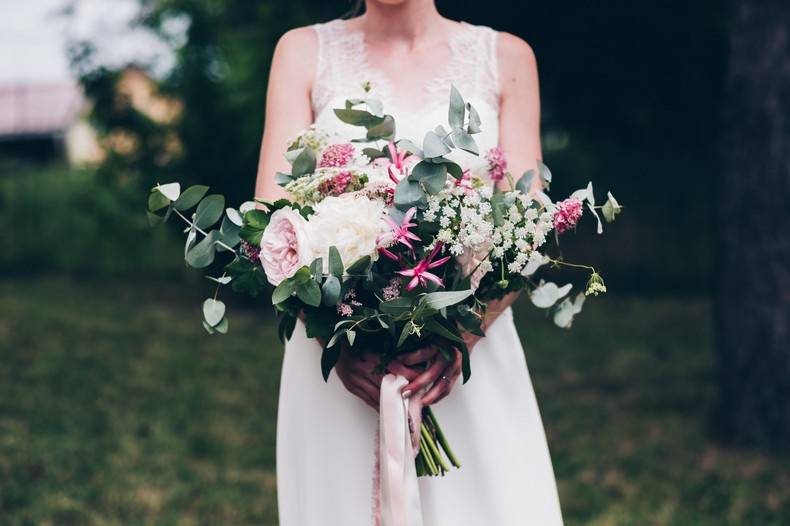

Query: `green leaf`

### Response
(346, 255, 371, 275)
(516, 170, 535, 194)
(147, 209, 167, 227)
(185, 231, 219, 268)
(367, 114, 396, 141)
(422, 317, 464, 343)
(346, 330, 356, 346)
(363, 147, 386, 160)
(588, 202, 603, 234)
(538, 160, 552, 191)
(174, 185, 209, 211)
(310, 257, 324, 279)
(448, 85, 465, 129)
(272, 279, 296, 304)
(397, 323, 413, 348)
(219, 215, 241, 249)
(156, 182, 181, 201)
(396, 139, 423, 158)
(394, 179, 427, 210)
(291, 266, 312, 285)
(328, 246, 344, 278)
(321, 345, 341, 381)
(442, 160, 464, 180)
(148, 190, 170, 212)
(278, 315, 297, 343)
(194, 195, 225, 229)
(333, 108, 384, 127)
(296, 280, 322, 307)
(275, 172, 293, 185)
(214, 317, 229, 334)
(420, 289, 473, 310)
(409, 161, 447, 195)
(206, 275, 232, 285)
(225, 207, 243, 226)
(202, 320, 215, 335)
(203, 298, 226, 327)
(422, 130, 451, 159)
(380, 296, 413, 315)
(450, 129, 479, 155)
(466, 102, 482, 134)
(291, 147, 317, 178)
(322, 275, 342, 306)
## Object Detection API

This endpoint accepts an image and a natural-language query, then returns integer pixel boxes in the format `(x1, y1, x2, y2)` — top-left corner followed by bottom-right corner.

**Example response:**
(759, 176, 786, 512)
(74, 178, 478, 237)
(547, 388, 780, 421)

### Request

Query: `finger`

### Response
(348, 384, 378, 410)
(402, 358, 446, 397)
(398, 346, 440, 366)
(423, 354, 462, 405)
(356, 378, 381, 407)
(386, 360, 421, 380)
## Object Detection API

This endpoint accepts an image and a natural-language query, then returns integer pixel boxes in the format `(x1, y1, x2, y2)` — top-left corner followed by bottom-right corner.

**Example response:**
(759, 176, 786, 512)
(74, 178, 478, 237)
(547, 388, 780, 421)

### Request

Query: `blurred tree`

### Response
(716, 0, 790, 447)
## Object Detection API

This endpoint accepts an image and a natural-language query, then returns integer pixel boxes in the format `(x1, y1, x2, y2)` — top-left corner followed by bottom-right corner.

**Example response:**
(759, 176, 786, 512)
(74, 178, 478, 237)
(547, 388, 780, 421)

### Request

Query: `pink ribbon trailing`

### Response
(374, 374, 424, 526)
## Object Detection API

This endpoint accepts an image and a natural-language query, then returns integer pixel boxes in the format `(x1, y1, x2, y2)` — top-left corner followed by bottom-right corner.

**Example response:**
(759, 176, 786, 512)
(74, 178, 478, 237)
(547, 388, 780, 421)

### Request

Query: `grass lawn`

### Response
(0, 277, 788, 525)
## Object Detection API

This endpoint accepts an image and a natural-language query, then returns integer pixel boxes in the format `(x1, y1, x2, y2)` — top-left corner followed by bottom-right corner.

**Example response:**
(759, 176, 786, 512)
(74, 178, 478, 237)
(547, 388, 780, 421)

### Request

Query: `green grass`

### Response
(0, 278, 788, 525)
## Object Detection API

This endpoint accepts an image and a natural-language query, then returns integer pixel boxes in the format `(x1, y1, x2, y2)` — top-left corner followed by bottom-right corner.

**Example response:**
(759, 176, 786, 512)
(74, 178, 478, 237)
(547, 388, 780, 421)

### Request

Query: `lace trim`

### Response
(311, 19, 500, 117)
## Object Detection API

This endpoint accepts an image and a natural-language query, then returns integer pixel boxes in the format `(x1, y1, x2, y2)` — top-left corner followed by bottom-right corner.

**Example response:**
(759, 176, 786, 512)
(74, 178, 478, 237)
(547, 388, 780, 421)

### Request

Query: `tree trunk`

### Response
(716, 0, 790, 447)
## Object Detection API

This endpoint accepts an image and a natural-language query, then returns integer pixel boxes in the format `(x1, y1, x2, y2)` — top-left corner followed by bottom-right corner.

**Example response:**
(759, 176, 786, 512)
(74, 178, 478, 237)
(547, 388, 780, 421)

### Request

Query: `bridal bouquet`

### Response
(146, 86, 621, 477)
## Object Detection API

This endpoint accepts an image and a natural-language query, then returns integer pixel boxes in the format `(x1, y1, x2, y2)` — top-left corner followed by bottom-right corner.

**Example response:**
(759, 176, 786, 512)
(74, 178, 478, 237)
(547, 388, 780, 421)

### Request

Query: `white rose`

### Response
(306, 195, 386, 270)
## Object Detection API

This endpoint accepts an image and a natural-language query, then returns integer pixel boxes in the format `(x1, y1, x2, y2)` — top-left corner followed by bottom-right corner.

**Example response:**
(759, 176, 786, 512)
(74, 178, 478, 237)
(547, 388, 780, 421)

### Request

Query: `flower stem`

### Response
(421, 424, 450, 473)
(426, 407, 461, 468)
(172, 208, 238, 254)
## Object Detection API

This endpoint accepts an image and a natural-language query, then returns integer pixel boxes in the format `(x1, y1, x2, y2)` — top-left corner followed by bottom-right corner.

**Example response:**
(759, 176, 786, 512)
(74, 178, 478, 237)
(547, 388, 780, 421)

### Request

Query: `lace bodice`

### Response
(311, 19, 501, 171)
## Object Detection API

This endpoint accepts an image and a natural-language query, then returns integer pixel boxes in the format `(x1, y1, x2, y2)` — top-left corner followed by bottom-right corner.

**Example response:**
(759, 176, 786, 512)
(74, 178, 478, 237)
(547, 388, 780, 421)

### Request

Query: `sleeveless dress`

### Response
(276, 19, 564, 526)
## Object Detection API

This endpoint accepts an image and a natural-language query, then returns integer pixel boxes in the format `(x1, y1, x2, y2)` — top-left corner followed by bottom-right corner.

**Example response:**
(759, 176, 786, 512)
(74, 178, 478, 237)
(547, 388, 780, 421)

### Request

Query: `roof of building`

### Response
(0, 83, 85, 139)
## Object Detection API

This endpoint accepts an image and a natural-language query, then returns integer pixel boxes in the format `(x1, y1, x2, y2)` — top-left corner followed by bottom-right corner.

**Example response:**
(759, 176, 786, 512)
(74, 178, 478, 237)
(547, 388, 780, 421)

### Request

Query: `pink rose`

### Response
(259, 207, 313, 286)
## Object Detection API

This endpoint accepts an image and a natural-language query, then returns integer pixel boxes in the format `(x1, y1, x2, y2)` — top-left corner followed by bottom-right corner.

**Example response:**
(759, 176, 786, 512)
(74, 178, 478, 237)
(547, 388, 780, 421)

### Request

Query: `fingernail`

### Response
(402, 390, 412, 399)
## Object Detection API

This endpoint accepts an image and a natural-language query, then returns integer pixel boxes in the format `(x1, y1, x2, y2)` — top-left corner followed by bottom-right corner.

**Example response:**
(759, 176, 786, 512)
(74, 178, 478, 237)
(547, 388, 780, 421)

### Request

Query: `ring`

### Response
(441, 375, 450, 384)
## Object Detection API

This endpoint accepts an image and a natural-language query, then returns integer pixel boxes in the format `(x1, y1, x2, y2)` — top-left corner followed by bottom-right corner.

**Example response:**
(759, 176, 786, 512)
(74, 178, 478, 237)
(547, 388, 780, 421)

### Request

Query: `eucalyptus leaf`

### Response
(346, 255, 371, 275)
(225, 208, 243, 226)
(174, 185, 209, 211)
(530, 281, 573, 309)
(521, 254, 550, 277)
(203, 298, 226, 327)
(448, 85, 465, 129)
(420, 289, 473, 310)
(328, 246, 344, 278)
(148, 190, 170, 212)
(184, 226, 197, 257)
(291, 147, 317, 178)
(275, 172, 293, 185)
(194, 195, 225, 229)
(346, 330, 356, 346)
(206, 275, 232, 285)
(538, 160, 552, 191)
(450, 129, 479, 155)
(214, 317, 229, 334)
(553, 293, 586, 329)
(366, 115, 396, 141)
(422, 131, 451, 159)
(321, 275, 341, 306)
(239, 201, 256, 214)
(396, 139, 423, 158)
(202, 320, 215, 335)
(516, 170, 535, 194)
(272, 279, 296, 304)
(466, 102, 482, 134)
(394, 178, 427, 209)
(588, 201, 603, 234)
(310, 257, 324, 279)
(156, 182, 181, 202)
(296, 280, 322, 307)
(185, 230, 219, 268)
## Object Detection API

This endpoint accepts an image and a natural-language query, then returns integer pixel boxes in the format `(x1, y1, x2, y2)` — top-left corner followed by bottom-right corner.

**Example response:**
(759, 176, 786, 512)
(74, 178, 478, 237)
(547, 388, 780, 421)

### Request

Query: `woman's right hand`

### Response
(335, 347, 419, 411)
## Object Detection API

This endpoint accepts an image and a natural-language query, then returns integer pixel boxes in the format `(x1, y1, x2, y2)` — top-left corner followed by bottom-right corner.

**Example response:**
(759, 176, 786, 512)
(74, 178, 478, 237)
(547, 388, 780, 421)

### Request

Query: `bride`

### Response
(255, 1, 564, 524)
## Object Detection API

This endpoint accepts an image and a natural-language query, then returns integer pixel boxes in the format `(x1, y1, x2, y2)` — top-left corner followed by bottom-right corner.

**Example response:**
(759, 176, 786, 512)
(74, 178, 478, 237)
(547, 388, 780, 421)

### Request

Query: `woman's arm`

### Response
(255, 28, 317, 202)
(472, 31, 543, 336)
(399, 32, 543, 405)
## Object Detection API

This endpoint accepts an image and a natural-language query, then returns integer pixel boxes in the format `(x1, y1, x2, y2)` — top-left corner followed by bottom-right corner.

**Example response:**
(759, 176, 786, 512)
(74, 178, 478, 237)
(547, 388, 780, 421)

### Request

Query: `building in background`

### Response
(0, 67, 180, 167)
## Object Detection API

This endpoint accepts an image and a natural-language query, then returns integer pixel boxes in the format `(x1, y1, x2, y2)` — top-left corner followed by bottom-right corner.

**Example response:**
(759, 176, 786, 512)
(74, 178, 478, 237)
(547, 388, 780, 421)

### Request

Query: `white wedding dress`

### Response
(276, 19, 564, 526)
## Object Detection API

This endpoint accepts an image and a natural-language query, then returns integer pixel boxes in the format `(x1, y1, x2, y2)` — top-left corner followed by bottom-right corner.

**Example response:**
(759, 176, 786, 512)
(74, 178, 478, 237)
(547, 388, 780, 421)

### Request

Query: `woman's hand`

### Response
(391, 346, 464, 406)
(335, 347, 410, 411)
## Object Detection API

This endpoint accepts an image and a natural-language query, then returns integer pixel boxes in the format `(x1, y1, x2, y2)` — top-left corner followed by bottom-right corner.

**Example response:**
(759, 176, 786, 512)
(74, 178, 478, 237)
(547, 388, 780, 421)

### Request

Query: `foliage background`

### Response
(3, 1, 787, 525)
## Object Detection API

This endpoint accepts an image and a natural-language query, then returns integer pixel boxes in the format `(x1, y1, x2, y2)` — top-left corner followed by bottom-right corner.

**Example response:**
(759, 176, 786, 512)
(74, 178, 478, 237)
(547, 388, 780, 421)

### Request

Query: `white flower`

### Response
(306, 195, 386, 270)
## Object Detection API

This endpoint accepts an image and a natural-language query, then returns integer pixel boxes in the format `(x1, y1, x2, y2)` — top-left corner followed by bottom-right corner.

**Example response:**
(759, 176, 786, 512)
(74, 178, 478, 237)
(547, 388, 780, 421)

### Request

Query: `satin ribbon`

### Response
(376, 374, 424, 526)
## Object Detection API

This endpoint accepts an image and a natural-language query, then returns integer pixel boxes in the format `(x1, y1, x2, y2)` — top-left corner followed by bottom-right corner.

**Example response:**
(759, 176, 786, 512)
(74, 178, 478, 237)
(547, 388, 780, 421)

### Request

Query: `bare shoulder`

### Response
(270, 26, 318, 86)
(274, 26, 318, 61)
(495, 32, 539, 94)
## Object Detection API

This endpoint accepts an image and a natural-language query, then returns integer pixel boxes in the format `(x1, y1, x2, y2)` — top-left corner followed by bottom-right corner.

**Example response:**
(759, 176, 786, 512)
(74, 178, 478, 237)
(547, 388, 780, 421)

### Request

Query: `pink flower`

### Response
(259, 207, 314, 285)
(381, 278, 401, 300)
(553, 197, 584, 234)
(377, 207, 421, 261)
(319, 143, 356, 168)
(485, 146, 508, 183)
(318, 170, 353, 196)
(241, 241, 260, 261)
(397, 243, 451, 291)
(375, 141, 419, 184)
(454, 169, 473, 190)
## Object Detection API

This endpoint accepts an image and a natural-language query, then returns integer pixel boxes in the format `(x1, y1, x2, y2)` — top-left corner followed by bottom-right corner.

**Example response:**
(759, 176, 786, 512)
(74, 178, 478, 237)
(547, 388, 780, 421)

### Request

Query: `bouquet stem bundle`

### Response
(416, 407, 460, 477)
